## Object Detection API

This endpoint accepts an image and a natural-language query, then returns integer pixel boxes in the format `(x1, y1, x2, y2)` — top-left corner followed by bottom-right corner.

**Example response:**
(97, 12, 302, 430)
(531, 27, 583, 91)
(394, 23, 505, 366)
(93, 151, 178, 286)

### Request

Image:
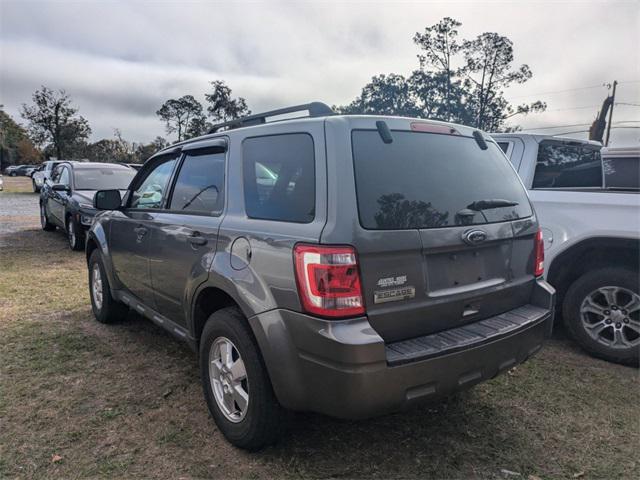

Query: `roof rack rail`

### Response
(207, 101, 334, 134)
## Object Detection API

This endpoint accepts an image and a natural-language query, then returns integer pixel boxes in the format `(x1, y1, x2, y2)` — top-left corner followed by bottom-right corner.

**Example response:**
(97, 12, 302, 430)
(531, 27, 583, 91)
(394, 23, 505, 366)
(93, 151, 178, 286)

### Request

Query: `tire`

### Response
(66, 216, 84, 251)
(199, 307, 284, 450)
(32, 180, 40, 193)
(88, 249, 128, 324)
(563, 267, 639, 366)
(9, 172, 16, 177)
(40, 203, 56, 231)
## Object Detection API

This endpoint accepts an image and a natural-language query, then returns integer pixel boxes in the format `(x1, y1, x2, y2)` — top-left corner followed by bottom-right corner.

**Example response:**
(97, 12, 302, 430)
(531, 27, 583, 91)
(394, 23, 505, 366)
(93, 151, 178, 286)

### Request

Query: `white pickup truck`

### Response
(491, 134, 639, 365)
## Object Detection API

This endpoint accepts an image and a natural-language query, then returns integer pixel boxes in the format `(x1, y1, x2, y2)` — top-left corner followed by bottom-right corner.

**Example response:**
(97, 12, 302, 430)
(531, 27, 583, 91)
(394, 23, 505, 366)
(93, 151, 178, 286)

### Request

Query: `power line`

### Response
(552, 126, 640, 136)
(508, 84, 606, 100)
(520, 121, 640, 132)
(616, 102, 640, 107)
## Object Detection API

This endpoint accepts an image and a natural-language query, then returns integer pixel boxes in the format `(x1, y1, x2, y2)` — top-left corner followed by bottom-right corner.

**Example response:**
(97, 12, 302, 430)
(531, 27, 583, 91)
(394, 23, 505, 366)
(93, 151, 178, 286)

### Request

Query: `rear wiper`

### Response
(466, 199, 519, 211)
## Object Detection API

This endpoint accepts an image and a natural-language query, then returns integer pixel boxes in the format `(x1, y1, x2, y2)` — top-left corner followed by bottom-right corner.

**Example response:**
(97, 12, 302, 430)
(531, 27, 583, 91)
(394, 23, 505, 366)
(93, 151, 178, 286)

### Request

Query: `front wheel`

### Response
(40, 203, 56, 231)
(88, 249, 128, 324)
(66, 216, 84, 251)
(200, 307, 284, 450)
(563, 267, 639, 365)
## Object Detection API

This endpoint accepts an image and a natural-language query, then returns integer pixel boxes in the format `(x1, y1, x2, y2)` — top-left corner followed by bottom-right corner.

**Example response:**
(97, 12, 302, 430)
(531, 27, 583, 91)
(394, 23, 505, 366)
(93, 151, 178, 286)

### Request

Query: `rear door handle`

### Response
(187, 234, 207, 246)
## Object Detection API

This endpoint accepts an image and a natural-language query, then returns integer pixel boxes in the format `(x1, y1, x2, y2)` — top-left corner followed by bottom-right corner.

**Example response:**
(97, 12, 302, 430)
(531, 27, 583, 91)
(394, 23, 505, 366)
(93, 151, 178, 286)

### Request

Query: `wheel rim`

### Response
(91, 263, 103, 310)
(580, 286, 640, 349)
(68, 221, 76, 247)
(209, 337, 249, 423)
(40, 205, 46, 228)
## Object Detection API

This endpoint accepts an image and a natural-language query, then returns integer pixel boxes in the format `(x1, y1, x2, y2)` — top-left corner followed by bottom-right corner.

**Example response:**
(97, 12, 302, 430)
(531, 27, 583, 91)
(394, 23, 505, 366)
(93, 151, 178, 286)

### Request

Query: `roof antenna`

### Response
(473, 130, 488, 150)
(376, 121, 393, 144)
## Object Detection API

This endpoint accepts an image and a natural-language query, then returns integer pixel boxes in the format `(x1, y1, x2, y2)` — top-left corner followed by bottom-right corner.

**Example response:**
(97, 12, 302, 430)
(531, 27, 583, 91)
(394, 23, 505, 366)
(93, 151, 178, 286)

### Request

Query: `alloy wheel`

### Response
(91, 263, 103, 311)
(209, 336, 249, 423)
(580, 286, 640, 349)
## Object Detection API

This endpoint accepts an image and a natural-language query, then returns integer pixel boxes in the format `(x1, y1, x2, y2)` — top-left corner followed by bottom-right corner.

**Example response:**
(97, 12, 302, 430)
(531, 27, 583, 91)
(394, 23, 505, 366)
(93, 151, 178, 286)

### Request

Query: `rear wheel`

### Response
(88, 249, 128, 324)
(66, 216, 84, 251)
(40, 203, 55, 231)
(563, 267, 639, 365)
(199, 307, 284, 450)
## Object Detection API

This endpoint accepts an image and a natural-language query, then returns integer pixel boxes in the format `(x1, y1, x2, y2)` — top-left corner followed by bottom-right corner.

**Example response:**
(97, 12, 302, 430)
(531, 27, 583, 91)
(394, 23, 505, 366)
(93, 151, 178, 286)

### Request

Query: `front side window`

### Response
(58, 167, 70, 187)
(50, 166, 62, 183)
(352, 130, 532, 230)
(169, 149, 225, 215)
(243, 134, 315, 223)
(130, 155, 178, 209)
(533, 141, 602, 189)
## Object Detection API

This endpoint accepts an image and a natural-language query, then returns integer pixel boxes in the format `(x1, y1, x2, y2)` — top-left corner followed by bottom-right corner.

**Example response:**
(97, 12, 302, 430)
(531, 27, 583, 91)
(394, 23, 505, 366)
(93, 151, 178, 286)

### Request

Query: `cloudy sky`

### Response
(1, 0, 638, 146)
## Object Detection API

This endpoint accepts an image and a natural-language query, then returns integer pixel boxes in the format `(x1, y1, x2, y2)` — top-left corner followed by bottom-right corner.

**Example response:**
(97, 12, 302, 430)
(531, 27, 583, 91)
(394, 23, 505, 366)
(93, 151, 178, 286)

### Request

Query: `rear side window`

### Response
(497, 142, 510, 154)
(603, 156, 639, 190)
(533, 141, 602, 189)
(169, 150, 225, 215)
(351, 130, 532, 230)
(242, 134, 315, 223)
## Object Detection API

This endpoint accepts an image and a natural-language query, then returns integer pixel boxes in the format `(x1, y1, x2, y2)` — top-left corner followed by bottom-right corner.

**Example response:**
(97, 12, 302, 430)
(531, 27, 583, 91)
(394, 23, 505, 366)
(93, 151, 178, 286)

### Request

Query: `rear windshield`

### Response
(351, 130, 532, 230)
(74, 168, 136, 190)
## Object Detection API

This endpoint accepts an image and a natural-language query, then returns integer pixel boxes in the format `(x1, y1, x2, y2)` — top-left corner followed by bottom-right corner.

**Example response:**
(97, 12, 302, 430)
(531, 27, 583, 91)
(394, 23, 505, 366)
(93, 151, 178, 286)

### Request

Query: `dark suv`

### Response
(86, 103, 554, 450)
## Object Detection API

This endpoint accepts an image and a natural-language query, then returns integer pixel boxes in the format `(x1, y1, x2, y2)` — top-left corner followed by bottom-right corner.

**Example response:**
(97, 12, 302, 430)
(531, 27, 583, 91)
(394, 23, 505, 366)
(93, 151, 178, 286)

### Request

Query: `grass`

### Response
(0, 183, 638, 479)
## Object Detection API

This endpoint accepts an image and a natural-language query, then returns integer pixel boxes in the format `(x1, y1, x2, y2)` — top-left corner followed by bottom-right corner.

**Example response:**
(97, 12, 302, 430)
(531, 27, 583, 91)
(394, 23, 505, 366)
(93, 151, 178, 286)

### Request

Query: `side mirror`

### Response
(52, 183, 70, 192)
(94, 189, 122, 210)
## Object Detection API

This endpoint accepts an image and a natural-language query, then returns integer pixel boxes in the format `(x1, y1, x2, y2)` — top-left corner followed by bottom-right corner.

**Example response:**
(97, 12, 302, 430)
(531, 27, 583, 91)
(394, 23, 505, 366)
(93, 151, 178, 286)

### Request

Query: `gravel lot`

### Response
(0, 190, 40, 235)
(1, 176, 638, 479)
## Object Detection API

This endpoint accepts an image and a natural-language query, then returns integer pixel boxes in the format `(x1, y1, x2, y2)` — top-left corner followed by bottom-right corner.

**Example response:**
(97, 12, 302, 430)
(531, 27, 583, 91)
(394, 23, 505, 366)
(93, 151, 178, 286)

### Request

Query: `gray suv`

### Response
(86, 103, 555, 450)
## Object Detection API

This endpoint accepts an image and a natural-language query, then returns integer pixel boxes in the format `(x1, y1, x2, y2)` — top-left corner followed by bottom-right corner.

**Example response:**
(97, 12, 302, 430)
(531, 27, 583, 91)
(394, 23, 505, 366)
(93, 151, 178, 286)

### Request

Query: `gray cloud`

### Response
(1, 0, 638, 146)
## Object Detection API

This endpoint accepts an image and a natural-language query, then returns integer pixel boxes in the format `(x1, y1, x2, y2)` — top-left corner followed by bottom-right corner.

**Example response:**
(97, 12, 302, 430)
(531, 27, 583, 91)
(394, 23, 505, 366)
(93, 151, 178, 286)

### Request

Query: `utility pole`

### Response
(605, 80, 617, 146)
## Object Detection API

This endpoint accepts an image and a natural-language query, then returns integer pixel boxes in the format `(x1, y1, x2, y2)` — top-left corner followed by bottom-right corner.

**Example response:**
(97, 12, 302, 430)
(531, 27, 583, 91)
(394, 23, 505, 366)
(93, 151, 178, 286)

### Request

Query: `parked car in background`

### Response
(492, 133, 639, 365)
(5, 165, 24, 176)
(86, 103, 554, 450)
(124, 163, 142, 170)
(10, 164, 38, 176)
(40, 162, 137, 250)
(32, 160, 63, 192)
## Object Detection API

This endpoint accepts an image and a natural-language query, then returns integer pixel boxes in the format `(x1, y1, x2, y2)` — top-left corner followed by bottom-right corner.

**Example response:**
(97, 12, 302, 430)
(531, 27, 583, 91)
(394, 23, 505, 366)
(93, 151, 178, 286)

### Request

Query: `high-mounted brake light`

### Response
(534, 229, 545, 277)
(293, 244, 365, 318)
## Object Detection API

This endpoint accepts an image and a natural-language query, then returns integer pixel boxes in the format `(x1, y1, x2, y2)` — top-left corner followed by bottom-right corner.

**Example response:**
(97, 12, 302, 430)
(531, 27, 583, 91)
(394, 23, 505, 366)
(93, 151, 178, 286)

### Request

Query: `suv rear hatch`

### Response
(349, 124, 538, 343)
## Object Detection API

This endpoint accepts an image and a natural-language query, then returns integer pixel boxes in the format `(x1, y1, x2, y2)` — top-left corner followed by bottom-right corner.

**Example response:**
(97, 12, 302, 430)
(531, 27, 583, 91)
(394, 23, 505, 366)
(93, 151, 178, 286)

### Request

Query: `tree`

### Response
(204, 81, 250, 123)
(134, 136, 168, 163)
(338, 18, 545, 131)
(21, 86, 91, 159)
(413, 17, 462, 121)
(460, 32, 545, 130)
(156, 95, 204, 142)
(0, 107, 42, 167)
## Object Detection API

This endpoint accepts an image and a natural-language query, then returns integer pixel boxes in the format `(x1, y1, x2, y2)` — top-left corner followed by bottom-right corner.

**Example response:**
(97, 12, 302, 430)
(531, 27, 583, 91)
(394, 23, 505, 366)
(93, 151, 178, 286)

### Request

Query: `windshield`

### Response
(74, 168, 136, 190)
(351, 130, 532, 230)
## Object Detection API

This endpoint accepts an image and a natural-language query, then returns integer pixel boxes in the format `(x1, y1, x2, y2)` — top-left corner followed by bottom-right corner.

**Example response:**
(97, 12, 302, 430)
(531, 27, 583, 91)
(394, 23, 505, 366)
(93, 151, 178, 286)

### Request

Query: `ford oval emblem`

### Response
(462, 229, 487, 245)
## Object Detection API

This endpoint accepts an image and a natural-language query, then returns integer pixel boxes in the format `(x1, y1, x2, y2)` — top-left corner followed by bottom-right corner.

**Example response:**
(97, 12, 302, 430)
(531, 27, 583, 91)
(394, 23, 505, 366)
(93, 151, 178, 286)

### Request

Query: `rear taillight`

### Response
(293, 244, 365, 318)
(534, 229, 545, 277)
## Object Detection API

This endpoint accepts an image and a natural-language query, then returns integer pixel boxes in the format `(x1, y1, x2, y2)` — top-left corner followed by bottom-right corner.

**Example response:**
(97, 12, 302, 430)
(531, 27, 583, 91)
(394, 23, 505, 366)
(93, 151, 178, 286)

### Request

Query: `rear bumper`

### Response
(249, 279, 554, 419)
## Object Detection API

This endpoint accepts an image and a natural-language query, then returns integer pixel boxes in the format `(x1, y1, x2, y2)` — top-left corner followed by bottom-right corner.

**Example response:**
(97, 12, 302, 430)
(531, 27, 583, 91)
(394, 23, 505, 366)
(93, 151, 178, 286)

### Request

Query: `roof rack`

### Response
(207, 101, 334, 134)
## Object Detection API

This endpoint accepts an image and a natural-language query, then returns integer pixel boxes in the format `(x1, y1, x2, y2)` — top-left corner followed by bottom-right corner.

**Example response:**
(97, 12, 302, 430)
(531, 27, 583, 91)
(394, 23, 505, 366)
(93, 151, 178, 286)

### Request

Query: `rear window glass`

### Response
(533, 141, 602, 189)
(242, 133, 315, 223)
(74, 168, 136, 190)
(603, 156, 639, 190)
(351, 130, 532, 230)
